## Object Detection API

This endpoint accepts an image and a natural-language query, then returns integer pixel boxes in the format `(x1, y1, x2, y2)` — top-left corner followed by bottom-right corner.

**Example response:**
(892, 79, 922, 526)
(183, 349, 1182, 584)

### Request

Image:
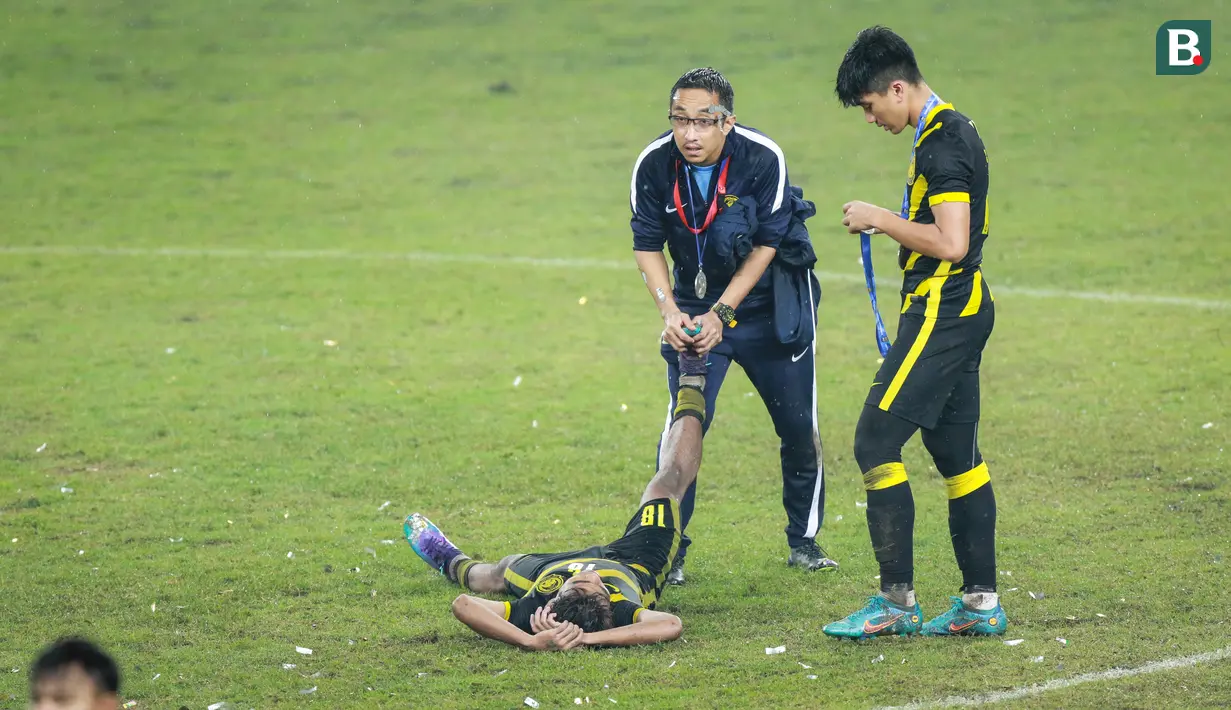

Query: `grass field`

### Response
(2, 1, 1229, 708)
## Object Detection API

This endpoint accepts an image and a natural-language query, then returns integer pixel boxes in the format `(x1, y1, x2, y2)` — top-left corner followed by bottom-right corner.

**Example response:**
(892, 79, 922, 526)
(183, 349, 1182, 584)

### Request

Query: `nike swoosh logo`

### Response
(665, 206, 677, 213)
(791, 347, 810, 363)
(863, 613, 903, 634)
(948, 619, 980, 633)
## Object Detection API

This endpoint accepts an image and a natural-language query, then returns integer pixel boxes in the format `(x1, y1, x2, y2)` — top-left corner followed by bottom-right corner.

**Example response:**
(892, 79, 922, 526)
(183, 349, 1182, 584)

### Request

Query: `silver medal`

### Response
(694, 271, 707, 299)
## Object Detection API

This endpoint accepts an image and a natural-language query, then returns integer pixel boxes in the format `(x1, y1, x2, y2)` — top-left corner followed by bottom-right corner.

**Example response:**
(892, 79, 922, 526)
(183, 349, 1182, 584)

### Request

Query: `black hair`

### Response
(670, 67, 734, 113)
(30, 638, 120, 694)
(835, 26, 924, 107)
(551, 589, 614, 633)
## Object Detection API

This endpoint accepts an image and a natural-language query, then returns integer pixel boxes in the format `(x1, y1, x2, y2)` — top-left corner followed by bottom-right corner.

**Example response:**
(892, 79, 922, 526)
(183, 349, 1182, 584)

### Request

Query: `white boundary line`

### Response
(875, 645, 1231, 709)
(2, 245, 1228, 310)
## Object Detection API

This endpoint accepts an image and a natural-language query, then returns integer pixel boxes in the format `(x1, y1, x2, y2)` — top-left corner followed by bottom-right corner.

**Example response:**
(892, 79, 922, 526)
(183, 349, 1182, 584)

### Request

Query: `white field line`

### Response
(1, 245, 1228, 310)
(875, 644, 1231, 710)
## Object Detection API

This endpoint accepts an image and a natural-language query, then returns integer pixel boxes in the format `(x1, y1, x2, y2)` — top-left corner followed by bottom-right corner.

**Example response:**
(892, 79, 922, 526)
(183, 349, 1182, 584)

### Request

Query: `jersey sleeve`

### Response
(918, 127, 974, 208)
(749, 150, 789, 249)
(630, 145, 667, 252)
(505, 594, 546, 633)
(611, 599, 645, 627)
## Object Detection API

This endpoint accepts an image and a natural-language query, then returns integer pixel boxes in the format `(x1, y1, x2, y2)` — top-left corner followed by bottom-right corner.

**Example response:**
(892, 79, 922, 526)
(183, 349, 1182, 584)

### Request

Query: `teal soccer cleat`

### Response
(403, 513, 464, 576)
(921, 597, 1008, 636)
(822, 595, 923, 639)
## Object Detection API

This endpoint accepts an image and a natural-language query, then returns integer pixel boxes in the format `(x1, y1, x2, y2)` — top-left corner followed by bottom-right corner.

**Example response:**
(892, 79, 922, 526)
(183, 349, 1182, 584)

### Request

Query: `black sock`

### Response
(942, 462, 997, 590)
(864, 463, 915, 589)
(948, 480, 997, 590)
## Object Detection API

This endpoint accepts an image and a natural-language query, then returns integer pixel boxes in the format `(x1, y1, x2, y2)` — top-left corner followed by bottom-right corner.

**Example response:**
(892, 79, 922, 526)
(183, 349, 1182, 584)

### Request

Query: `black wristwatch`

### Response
(711, 302, 737, 327)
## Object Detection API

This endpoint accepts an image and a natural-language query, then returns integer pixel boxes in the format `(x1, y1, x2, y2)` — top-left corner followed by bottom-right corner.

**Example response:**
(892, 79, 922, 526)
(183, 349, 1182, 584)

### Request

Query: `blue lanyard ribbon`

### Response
(860, 94, 941, 357)
(685, 165, 706, 271)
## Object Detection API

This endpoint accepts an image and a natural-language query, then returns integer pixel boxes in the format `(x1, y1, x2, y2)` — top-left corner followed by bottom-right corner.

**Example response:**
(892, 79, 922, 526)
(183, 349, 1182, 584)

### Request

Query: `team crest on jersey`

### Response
(535, 574, 565, 594)
(906, 156, 916, 185)
(723, 194, 739, 207)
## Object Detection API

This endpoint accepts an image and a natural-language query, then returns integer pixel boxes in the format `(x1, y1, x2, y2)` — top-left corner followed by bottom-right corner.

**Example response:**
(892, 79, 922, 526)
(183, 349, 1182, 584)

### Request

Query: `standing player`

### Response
(823, 27, 1007, 638)
(403, 351, 713, 650)
(630, 67, 836, 584)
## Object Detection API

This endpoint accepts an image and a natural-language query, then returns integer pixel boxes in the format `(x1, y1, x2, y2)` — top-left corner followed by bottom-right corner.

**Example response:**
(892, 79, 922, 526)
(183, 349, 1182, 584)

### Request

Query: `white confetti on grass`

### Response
(380, 539, 396, 545)
(872, 654, 885, 664)
(798, 662, 812, 669)
(36, 443, 47, 453)
(1096, 613, 1107, 618)
(1029, 591, 1045, 600)
(807, 674, 818, 680)
(513, 375, 522, 387)
(1202, 422, 1214, 429)
(378, 501, 391, 511)
(282, 664, 297, 670)
(668, 660, 676, 668)
(525, 698, 540, 709)
(1005, 639, 1025, 646)
(295, 646, 312, 655)
(60, 487, 73, 494)
(766, 645, 786, 655)
(1057, 638, 1068, 646)
(300, 686, 317, 695)
(1032, 656, 1045, 663)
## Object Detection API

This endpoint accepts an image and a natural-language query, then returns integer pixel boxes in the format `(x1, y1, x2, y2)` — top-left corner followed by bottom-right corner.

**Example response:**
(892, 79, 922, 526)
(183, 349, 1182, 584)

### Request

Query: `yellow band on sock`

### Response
(945, 462, 991, 499)
(863, 462, 908, 491)
(456, 558, 478, 589)
(673, 386, 706, 422)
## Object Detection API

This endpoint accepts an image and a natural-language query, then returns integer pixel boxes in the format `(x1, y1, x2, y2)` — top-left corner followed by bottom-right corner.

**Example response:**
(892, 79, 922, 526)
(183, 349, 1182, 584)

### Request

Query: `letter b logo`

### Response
(1157, 21, 1211, 75)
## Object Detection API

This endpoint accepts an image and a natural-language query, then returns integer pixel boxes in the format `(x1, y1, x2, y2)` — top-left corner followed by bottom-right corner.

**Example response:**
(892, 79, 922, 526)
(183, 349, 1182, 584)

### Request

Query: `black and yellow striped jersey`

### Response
(505, 558, 650, 630)
(898, 103, 992, 319)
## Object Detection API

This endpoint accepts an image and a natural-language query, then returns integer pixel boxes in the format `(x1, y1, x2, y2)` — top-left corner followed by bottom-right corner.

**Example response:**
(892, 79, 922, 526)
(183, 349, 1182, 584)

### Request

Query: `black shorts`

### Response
(503, 498, 681, 597)
(866, 302, 994, 430)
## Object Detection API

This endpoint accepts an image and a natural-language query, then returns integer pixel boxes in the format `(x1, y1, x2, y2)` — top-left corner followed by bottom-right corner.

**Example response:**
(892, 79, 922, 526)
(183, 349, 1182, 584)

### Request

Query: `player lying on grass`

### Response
(404, 349, 711, 651)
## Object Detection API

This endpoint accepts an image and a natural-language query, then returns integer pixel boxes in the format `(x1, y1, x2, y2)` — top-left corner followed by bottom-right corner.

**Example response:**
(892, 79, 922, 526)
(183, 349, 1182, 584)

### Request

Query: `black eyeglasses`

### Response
(668, 115, 725, 130)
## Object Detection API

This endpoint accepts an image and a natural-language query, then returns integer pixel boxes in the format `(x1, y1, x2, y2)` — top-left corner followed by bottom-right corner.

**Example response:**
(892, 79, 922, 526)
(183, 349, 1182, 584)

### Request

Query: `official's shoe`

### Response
(787, 540, 839, 571)
(921, 596, 1008, 636)
(823, 595, 923, 639)
(403, 513, 464, 576)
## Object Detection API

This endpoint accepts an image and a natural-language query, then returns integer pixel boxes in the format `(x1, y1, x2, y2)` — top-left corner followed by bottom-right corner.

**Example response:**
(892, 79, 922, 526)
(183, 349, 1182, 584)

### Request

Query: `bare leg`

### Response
(449, 554, 521, 595)
(641, 414, 703, 504)
(642, 352, 707, 504)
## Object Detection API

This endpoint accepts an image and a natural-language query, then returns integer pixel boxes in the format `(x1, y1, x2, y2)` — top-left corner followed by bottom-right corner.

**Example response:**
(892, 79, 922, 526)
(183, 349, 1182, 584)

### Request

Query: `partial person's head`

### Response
(29, 638, 120, 710)
(668, 67, 737, 166)
(550, 571, 614, 632)
(835, 26, 925, 134)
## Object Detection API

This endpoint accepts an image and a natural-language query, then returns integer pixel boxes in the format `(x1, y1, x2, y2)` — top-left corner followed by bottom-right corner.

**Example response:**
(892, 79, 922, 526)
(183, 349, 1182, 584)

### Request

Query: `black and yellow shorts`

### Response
(503, 498, 681, 598)
(866, 302, 994, 430)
